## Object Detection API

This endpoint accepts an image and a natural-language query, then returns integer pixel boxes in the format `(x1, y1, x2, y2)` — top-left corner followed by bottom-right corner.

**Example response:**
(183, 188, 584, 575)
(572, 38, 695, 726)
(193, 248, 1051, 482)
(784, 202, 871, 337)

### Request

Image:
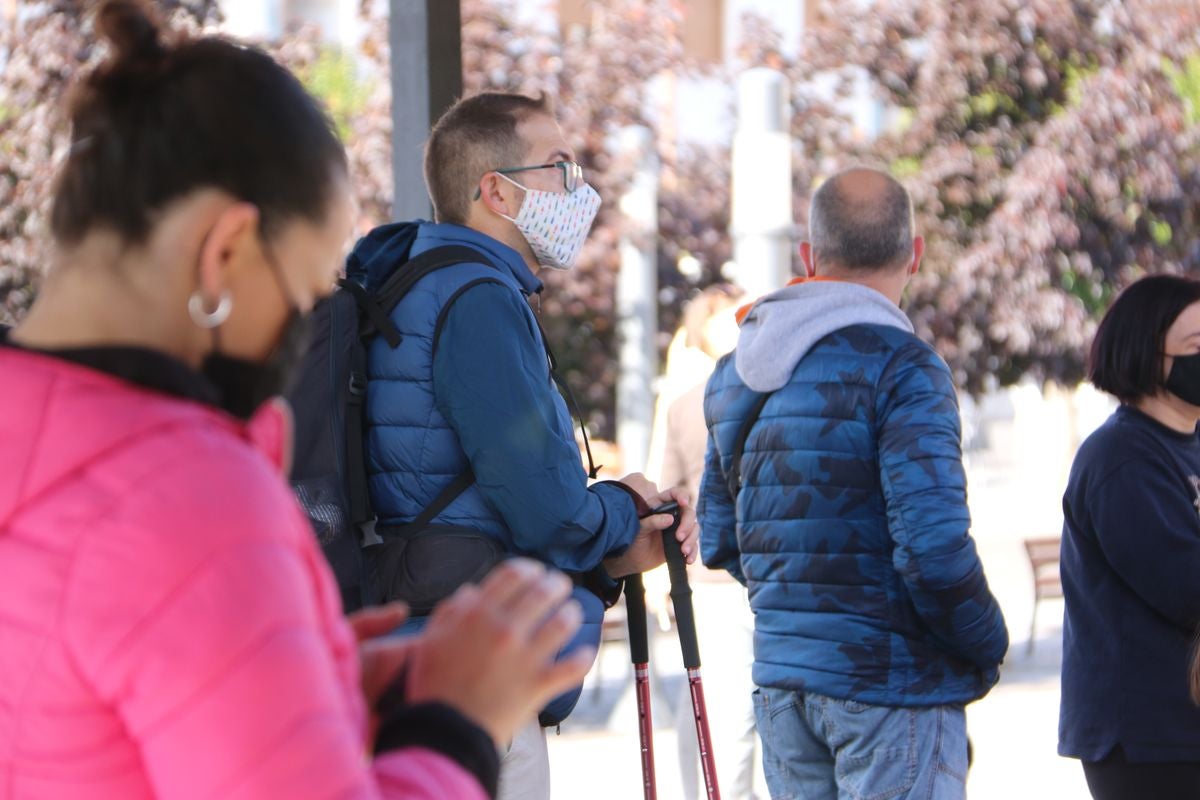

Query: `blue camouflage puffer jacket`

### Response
(699, 279, 1008, 707)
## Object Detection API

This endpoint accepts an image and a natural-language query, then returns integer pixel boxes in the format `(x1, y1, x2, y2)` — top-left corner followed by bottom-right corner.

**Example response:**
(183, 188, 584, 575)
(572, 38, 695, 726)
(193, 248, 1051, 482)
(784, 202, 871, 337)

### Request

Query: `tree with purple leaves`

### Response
(740, 0, 1200, 393)
(4, 0, 1198, 423)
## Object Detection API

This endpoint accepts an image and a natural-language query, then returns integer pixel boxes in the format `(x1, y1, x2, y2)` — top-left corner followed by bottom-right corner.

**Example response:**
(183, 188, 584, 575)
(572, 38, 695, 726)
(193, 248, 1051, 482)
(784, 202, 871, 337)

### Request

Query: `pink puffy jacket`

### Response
(0, 347, 486, 800)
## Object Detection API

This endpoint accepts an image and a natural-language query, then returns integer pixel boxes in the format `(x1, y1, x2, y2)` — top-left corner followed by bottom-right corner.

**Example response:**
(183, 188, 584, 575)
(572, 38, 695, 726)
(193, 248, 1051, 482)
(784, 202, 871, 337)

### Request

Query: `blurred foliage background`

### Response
(2, 0, 1198, 436)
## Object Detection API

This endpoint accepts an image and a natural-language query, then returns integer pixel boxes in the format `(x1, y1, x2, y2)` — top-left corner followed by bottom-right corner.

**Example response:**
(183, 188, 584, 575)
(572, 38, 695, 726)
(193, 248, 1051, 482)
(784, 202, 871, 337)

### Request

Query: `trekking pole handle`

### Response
(625, 573, 651, 665)
(653, 501, 702, 669)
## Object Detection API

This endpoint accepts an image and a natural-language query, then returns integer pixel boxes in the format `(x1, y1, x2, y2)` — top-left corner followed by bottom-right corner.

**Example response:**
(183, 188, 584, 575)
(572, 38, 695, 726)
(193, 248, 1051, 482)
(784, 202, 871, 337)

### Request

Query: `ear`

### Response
(909, 236, 925, 276)
(477, 172, 521, 219)
(195, 201, 261, 301)
(799, 241, 817, 278)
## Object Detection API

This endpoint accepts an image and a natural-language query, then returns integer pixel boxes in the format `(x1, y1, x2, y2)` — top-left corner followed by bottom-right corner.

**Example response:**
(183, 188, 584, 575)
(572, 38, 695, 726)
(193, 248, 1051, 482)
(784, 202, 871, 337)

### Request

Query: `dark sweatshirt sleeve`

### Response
(876, 343, 1009, 670)
(432, 282, 640, 572)
(375, 701, 500, 799)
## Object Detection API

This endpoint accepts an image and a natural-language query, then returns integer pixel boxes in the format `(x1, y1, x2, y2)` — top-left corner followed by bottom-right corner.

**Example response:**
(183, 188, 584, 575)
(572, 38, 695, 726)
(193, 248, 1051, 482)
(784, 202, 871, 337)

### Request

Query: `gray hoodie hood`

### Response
(735, 280, 914, 392)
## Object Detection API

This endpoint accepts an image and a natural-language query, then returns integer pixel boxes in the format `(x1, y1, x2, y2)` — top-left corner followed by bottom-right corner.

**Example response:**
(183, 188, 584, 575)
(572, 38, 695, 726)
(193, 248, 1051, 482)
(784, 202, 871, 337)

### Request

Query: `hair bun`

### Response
(95, 0, 166, 69)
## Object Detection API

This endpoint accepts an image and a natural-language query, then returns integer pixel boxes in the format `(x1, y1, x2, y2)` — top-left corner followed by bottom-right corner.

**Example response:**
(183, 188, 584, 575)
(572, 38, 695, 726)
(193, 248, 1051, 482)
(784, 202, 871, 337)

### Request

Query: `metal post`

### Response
(731, 68, 793, 299)
(389, 0, 462, 221)
(616, 126, 659, 474)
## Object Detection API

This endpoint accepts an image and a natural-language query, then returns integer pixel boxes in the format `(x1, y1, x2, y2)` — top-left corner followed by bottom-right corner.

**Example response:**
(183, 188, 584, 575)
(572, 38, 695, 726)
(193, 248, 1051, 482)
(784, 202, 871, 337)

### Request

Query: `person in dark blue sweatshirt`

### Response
(1060, 274, 1200, 800)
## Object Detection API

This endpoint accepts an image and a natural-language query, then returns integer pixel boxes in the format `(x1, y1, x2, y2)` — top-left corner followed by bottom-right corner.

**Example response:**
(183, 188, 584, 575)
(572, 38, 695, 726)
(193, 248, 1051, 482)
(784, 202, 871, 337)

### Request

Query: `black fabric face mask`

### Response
(198, 240, 312, 420)
(1165, 352, 1200, 407)
(201, 309, 311, 419)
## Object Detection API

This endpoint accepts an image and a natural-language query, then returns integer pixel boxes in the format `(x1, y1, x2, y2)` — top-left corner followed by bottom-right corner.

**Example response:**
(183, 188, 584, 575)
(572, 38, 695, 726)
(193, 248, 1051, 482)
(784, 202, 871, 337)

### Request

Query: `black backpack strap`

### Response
(372, 245, 492, 322)
(345, 305, 375, 532)
(726, 391, 772, 498)
(336, 273, 406, 530)
(339, 278, 401, 348)
(344, 245, 498, 348)
(407, 468, 477, 532)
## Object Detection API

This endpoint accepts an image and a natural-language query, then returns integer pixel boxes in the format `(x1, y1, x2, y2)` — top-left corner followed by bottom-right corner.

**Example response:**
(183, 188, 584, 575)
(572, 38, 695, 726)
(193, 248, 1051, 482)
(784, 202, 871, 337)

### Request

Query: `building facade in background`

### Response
(550, 0, 883, 147)
(221, 0, 885, 148)
(219, 0, 361, 49)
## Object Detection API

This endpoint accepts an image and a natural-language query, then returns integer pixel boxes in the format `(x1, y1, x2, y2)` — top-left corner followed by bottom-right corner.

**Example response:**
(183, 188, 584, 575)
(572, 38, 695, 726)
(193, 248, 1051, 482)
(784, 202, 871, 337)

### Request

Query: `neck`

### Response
(1135, 392, 1200, 434)
(462, 210, 539, 272)
(819, 266, 906, 306)
(11, 239, 201, 366)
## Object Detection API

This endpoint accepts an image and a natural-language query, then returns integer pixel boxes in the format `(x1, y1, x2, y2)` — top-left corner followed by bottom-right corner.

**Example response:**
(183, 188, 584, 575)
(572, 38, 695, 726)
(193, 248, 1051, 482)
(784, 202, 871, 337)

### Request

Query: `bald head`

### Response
(809, 168, 914, 273)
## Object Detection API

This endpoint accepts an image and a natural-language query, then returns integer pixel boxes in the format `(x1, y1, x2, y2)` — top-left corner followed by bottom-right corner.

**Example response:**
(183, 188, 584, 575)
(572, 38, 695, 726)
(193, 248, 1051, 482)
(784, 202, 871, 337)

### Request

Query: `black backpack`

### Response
(286, 245, 494, 613)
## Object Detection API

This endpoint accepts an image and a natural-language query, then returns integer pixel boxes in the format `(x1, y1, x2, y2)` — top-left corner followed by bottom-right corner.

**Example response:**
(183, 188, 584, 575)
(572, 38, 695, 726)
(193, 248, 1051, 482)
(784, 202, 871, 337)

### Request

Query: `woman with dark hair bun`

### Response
(0, 2, 590, 798)
(1059, 274, 1200, 799)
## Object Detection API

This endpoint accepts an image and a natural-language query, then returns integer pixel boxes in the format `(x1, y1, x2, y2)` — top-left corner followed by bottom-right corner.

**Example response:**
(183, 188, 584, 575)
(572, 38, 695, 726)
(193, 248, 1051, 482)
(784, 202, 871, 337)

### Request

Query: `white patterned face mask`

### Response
(497, 174, 601, 270)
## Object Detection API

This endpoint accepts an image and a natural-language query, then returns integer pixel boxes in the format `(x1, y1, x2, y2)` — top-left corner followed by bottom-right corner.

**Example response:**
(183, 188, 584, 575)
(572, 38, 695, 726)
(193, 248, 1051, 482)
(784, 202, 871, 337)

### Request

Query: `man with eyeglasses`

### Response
(343, 92, 698, 800)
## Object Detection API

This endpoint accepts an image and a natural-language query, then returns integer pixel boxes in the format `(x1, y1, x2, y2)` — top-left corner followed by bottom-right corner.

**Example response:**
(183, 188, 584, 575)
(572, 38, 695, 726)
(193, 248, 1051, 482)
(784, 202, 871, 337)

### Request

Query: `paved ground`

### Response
(546, 442, 1094, 799)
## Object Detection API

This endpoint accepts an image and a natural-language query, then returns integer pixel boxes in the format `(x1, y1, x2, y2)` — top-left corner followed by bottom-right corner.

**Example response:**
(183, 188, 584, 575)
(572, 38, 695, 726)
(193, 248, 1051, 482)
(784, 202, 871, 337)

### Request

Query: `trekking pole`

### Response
(655, 500, 722, 800)
(624, 572, 657, 800)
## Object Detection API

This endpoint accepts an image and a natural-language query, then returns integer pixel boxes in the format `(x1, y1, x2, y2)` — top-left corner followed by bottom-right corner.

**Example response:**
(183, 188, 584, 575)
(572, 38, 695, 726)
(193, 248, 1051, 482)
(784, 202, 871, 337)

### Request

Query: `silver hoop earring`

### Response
(188, 291, 232, 329)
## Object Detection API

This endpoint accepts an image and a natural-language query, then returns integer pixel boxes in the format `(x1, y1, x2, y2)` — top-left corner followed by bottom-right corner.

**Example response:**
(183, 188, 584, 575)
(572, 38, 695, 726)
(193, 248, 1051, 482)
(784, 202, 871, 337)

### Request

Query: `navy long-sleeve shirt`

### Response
(1059, 404, 1200, 762)
(432, 280, 639, 572)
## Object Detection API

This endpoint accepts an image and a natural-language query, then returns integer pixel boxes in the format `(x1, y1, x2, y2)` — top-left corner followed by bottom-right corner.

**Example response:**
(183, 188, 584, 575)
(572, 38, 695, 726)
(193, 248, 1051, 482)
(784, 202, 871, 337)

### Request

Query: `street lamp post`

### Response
(616, 126, 659, 474)
(731, 68, 793, 299)
(388, 0, 463, 221)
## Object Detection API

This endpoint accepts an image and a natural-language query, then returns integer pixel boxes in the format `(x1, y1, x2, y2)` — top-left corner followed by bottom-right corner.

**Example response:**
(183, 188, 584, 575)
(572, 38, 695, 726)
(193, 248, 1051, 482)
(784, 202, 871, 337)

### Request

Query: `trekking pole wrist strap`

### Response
(596, 479, 653, 518)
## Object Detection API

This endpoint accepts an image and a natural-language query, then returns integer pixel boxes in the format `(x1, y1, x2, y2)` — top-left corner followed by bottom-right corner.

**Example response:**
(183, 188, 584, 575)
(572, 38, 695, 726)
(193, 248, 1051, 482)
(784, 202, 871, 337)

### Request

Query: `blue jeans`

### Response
(751, 688, 968, 800)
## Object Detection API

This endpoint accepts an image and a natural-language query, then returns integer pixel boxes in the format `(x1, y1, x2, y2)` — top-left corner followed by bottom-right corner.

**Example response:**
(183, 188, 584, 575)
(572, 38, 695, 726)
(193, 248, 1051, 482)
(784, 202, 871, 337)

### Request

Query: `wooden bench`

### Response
(1023, 536, 1064, 653)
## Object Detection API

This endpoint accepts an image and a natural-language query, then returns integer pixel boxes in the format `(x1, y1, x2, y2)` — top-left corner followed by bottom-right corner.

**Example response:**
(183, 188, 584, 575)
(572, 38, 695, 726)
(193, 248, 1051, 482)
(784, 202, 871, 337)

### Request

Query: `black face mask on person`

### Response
(1165, 352, 1200, 407)
(194, 243, 311, 419)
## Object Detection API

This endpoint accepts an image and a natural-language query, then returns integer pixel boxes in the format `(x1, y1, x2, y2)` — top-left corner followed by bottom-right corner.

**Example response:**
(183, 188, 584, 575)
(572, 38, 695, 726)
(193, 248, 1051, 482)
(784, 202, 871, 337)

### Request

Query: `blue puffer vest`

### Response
(355, 226, 542, 532)
(699, 320, 1008, 707)
(346, 220, 605, 722)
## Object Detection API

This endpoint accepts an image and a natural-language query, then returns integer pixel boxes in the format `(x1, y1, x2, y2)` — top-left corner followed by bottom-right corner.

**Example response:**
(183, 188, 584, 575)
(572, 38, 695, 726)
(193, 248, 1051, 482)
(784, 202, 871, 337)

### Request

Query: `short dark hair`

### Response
(809, 168, 914, 271)
(424, 92, 554, 224)
(51, 0, 347, 245)
(1089, 274, 1200, 403)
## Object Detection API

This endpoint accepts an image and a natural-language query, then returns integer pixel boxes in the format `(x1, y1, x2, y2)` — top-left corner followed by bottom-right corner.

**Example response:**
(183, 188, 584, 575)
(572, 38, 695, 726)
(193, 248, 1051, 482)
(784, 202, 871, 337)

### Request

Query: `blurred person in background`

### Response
(648, 284, 766, 800)
(651, 283, 746, 494)
(0, 3, 594, 798)
(646, 282, 745, 486)
(700, 167, 1008, 800)
(1060, 274, 1200, 800)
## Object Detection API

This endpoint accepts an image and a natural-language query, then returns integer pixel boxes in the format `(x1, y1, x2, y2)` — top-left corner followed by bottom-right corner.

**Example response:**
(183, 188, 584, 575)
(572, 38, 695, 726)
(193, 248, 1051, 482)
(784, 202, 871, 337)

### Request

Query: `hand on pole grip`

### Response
(653, 501, 702, 670)
(625, 573, 651, 665)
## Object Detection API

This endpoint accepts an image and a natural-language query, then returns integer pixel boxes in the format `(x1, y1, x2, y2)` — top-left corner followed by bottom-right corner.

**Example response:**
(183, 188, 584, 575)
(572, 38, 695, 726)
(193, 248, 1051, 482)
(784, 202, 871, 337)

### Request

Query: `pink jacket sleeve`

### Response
(63, 448, 488, 800)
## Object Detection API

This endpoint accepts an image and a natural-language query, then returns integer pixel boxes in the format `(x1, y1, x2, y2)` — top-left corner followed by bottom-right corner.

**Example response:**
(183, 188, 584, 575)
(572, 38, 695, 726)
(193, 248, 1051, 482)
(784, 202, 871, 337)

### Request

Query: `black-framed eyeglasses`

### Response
(474, 160, 584, 199)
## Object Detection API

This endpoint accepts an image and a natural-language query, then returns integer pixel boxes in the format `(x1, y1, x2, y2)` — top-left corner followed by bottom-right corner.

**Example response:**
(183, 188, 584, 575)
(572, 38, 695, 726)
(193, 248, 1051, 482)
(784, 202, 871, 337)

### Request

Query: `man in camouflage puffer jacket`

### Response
(699, 168, 1008, 800)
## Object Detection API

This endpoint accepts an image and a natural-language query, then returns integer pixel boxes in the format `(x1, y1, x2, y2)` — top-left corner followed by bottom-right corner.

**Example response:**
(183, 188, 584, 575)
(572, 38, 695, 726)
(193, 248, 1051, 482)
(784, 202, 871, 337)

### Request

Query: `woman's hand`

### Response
(402, 559, 593, 744)
(347, 602, 411, 711)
